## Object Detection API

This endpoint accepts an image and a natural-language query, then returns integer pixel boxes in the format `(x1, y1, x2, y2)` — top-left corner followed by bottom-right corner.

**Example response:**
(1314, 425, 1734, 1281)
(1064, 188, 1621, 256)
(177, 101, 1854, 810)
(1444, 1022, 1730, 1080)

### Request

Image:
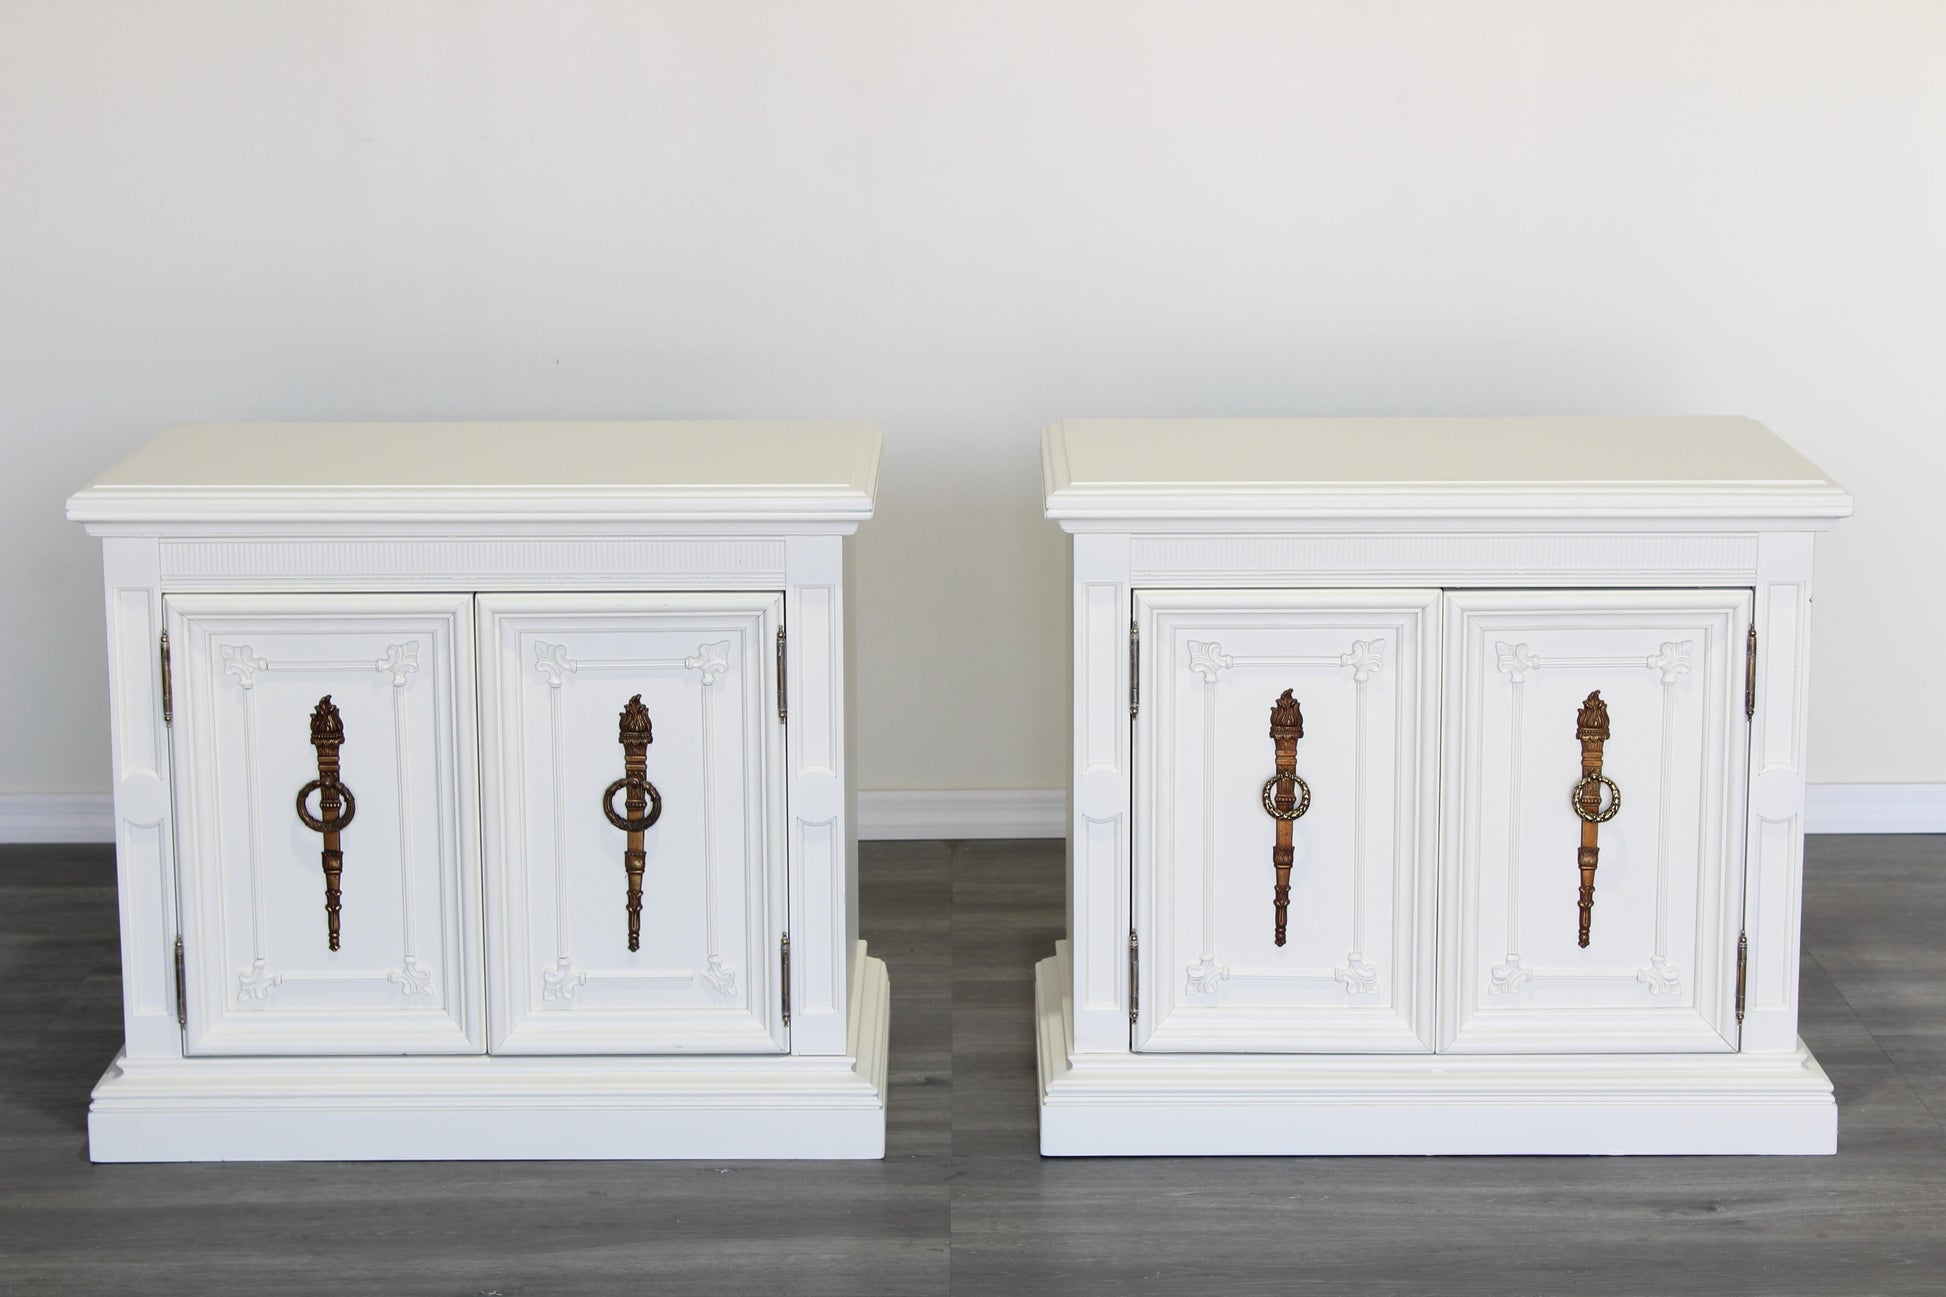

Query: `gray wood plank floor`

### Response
(1, 835, 1941, 1295)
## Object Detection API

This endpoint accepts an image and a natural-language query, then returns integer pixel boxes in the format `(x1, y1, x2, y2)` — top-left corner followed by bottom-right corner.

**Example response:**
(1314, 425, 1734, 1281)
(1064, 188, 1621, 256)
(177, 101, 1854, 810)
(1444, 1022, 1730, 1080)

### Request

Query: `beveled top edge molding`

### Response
(1047, 502, 1848, 534)
(68, 421, 881, 526)
(1042, 417, 1852, 526)
(77, 516, 865, 538)
(72, 502, 874, 531)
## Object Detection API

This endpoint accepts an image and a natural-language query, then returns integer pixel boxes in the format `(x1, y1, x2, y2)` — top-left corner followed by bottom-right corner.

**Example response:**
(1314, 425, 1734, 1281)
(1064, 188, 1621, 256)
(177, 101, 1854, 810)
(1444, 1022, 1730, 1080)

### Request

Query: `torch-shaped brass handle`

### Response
(601, 695, 663, 952)
(1570, 690, 1617, 948)
(296, 696, 357, 951)
(1263, 689, 1310, 948)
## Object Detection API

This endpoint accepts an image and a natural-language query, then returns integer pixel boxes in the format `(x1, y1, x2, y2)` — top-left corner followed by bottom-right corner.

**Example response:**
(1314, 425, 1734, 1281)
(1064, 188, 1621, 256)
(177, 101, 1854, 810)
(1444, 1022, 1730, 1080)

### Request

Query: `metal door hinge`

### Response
(1128, 928, 1140, 1024)
(1128, 620, 1140, 718)
(159, 632, 173, 727)
(1744, 624, 1758, 721)
(776, 626, 788, 723)
(174, 935, 187, 1029)
(1735, 929, 1748, 1025)
(781, 932, 792, 1026)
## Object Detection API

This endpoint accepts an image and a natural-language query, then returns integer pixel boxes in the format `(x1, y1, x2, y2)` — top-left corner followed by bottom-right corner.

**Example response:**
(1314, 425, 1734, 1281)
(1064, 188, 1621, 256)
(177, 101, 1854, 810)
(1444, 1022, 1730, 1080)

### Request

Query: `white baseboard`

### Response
(3, 785, 1940, 846)
(1803, 783, 1946, 835)
(856, 789, 1065, 840)
(0, 794, 116, 844)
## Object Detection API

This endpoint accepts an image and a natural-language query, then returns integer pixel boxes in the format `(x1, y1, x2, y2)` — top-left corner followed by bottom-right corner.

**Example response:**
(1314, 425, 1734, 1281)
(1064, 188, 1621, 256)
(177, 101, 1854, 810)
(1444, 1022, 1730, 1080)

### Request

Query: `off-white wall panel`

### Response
(5, 2, 1942, 797)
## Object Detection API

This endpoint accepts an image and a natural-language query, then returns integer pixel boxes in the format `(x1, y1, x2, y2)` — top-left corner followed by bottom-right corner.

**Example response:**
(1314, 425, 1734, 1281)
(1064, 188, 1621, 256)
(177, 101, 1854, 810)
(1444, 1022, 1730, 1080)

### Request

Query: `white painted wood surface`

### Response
(166, 594, 482, 1056)
(1044, 417, 1849, 523)
(1132, 589, 1438, 1054)
(89, 943, 890, 1162)
(68, 421, 880, 525)
(1438, 590, 1750, 1054)
(478, 593, 787, 1056)
(68, 421, 885, 1161)
(1040, 416, 1849, 1156)
(1037, 944, 1835, 1157)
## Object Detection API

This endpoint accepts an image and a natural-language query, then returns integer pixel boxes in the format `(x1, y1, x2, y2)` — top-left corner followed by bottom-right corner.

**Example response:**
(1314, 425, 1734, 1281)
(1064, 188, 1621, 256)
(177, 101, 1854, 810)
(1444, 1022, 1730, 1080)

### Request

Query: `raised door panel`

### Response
(479, 593, 787, 1055)
(166, 594, 482, 1055)
(1132, 589, 1440, 1053)
(1440, 590, 1751, 1053)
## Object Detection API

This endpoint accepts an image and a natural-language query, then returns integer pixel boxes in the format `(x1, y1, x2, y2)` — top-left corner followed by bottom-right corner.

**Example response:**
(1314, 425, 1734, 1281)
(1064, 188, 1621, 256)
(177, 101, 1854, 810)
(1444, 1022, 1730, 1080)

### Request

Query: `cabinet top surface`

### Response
(1042, 417, 1850, 526)
(68, 421, 881, 526)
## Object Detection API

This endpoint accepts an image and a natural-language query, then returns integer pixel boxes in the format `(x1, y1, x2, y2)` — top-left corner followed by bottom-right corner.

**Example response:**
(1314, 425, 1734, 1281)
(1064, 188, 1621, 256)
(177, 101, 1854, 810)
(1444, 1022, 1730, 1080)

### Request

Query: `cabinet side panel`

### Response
(1071, 533, 1131, 1053)
(843, 534, 859, 983)
(1744, 532, 1815, 1053)
(103, 538, 182, 1059)
(787, 535, 849, 1054)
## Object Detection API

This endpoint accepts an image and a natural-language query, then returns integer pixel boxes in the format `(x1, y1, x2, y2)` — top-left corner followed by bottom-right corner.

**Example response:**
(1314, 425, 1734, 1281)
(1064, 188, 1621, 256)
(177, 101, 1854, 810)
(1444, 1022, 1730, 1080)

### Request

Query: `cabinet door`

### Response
(1440, 590, 1751, 1053)
(479, 593, 787, 1054)
(1132, 590, 1440, 1053)
(166, 594, 483, 1055)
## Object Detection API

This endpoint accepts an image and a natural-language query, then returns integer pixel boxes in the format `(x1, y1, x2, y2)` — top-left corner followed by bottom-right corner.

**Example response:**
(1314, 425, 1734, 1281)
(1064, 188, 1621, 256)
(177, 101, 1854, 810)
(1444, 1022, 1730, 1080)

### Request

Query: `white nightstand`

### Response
(1038, 417, 1849, 1155)
(69, 420, 888, 1160)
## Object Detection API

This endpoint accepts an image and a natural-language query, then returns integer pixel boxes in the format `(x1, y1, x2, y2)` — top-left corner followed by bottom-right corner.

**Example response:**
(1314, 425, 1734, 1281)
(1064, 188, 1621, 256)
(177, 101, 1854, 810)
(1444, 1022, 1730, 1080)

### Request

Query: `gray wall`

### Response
(4, 1, 1941, 799)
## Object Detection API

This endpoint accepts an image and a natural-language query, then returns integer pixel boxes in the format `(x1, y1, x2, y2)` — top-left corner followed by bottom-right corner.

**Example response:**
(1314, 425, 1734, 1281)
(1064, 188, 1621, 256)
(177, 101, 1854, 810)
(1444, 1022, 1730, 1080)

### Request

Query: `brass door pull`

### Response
(1570, 690, 1618, 948)
(295, 696, 356, 951)
(602, 695, 663, 952)
(1263, 689, 1310, 947)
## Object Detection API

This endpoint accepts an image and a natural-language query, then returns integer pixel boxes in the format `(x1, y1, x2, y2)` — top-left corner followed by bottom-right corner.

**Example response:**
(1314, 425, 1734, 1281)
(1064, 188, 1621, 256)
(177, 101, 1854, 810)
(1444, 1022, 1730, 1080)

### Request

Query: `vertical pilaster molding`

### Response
(1743, 531, 1815, 1054)
(785, 535, 849, 1055)
(841, 534, 861, 981)
(1070, 531, 1132, 1053)
(101, 537, 182, 1059)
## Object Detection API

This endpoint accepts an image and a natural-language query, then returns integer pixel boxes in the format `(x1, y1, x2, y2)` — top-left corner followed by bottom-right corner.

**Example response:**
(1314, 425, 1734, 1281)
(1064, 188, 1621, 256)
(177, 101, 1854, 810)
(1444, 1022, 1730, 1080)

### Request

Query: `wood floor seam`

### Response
(1807, 946, 1946, 1138)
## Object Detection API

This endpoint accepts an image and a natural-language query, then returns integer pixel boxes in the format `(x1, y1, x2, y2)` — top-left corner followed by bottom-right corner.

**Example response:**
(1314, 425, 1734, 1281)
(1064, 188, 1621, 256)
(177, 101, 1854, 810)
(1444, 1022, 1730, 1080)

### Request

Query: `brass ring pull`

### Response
(296, 696, 354, 951)
(601, 775, 663, 833)
(1570, 773, 1620, 823)
(295, 780, 357, 834)
(608, 695, 660, 952)
(1261, 774, 1311, 822)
